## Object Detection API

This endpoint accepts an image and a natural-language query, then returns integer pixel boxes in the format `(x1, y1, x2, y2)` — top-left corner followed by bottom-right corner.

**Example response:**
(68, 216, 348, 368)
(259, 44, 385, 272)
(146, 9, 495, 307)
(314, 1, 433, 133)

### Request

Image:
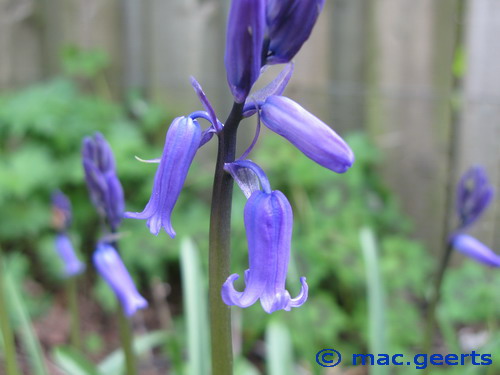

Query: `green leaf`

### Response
(53, 346, 100, 375)
(266, 320, 294, 375)
(180, 238, 210, 375)
(97, 331, 169, 374)
(3, 257, 49, 375)
(360, 227, 387, 375)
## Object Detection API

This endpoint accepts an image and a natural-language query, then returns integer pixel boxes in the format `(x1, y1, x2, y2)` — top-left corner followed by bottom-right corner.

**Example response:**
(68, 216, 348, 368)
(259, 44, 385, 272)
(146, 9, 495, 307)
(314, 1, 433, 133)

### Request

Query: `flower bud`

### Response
(82, 133, 125, 231)
(265, 0, 325, 64)
(451, 234, 500, 267)
(456, 166, 494, 229)
(225, 0, 266, 103)
(261, 95, 354, 173)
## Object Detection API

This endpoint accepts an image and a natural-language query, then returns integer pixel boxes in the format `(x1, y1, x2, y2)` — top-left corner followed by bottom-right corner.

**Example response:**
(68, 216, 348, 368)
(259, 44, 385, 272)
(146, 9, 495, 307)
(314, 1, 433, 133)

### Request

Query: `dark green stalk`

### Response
(423, 0, 465, 359)
(0, 250, 21, 375)
(209, 101, 244, 375)
(66, 276, 81, 349)
(118, 306, 136, 375)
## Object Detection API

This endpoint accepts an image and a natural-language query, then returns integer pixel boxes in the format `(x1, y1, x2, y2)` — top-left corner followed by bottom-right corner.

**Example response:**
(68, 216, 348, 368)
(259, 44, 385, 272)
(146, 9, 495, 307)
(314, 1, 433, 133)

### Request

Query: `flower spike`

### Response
(82, 133, 125, 231)
(261, 95, 354, 173)
(125, 116, 202, 237)
(225, 0, 266, 103)
(222, 189, 308, 313)
(93, 243, 148, 317)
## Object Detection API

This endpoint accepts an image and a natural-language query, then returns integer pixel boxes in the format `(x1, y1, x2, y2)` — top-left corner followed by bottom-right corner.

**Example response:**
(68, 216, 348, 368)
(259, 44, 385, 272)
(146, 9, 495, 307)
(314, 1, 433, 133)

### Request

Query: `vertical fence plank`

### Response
(0, 0, 40, 90)
(328, 0, 369, 132)
(366, 0, 459, 252)
(458, 0, 500, 249)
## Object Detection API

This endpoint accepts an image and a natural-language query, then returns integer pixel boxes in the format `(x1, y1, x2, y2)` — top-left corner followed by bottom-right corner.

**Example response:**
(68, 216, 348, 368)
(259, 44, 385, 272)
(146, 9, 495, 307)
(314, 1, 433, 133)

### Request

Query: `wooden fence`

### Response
(1, 0, 499, 253)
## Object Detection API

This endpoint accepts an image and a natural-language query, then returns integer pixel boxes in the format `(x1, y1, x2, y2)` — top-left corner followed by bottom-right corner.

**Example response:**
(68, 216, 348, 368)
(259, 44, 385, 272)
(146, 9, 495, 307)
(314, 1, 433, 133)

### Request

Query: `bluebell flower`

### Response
(93, 243, 148, 317)
(265, 0, 325, 64)
(125, 116, 202, 237)
(456, 166, 494, 229)
(225, 0, 265, 103)
(451, 234, 500, 267)
(55, 234, 85, 278)
(222, 163, 307, 313)
(52, 190, 72, 231)
(82, 133, 125, 231)
(260, 95, 354, 173)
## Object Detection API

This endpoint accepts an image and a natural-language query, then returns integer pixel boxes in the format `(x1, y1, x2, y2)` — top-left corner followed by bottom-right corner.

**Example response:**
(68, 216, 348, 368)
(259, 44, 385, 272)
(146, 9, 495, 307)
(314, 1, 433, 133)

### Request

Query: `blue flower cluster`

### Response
(126, 0, 354, 313)
(82, 133, 147, 317)
(451, 166, 498, 266)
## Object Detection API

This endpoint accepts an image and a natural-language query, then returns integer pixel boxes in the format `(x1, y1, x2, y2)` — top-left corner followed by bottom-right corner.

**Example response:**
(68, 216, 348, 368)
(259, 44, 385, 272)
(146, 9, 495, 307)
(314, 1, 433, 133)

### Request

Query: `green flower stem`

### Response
(0, 249, 21, 375)
(66, 276, 81, 349)
(118, 306, 137, 375)
(209, 101, 244, 375)
(423, 241, 453, 356)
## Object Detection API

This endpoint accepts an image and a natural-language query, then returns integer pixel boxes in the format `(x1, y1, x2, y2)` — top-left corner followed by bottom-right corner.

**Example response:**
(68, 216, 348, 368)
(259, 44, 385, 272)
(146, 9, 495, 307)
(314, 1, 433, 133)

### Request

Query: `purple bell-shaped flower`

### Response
(125, 116, 202, 237)
(222, 187, 308, 313)
(93, 243, 148, 317)
(55, 234, 85, 278)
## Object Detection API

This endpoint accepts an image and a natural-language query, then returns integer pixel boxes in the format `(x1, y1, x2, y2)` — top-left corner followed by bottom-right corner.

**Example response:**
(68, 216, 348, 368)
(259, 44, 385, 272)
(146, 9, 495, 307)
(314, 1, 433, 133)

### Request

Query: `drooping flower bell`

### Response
(125, 116, 202, 237)
(55, 233, 85, 278)
(82, 133, 125, 231)
(456, 166, 494, 229)
(451, 234, 500, 267)
(261, 95, 354, 173)
(225, 0, 265, 103)
(222, 161, 307, 313)
(93, 243, 148, 317)
(264, 0, 325, 65)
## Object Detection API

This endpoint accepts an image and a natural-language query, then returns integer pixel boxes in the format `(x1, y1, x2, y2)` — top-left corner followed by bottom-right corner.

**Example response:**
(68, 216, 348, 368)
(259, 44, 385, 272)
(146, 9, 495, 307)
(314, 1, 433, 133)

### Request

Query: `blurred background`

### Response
(1, 0, 499, 374)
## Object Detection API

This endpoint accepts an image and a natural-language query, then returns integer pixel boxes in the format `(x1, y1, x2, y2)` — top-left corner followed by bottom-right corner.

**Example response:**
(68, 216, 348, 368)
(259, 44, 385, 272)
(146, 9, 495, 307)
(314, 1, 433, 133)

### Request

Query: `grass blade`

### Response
(266, 320, 293, 375)
(360, 227, 387, 375)
(180, 237, 210, 375)
(97, 330, 169, 374)
(3, 257, 49, 375)
(53, 346, 100, 375)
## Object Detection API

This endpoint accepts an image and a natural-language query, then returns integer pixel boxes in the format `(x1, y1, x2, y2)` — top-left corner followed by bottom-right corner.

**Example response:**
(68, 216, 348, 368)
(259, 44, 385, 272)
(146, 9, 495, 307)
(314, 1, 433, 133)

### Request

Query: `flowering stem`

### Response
(209, 101, 244, 375)
(118, 306, 137, 375)
(66, 276, 81, 349)
(424, 241, 453, 354)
